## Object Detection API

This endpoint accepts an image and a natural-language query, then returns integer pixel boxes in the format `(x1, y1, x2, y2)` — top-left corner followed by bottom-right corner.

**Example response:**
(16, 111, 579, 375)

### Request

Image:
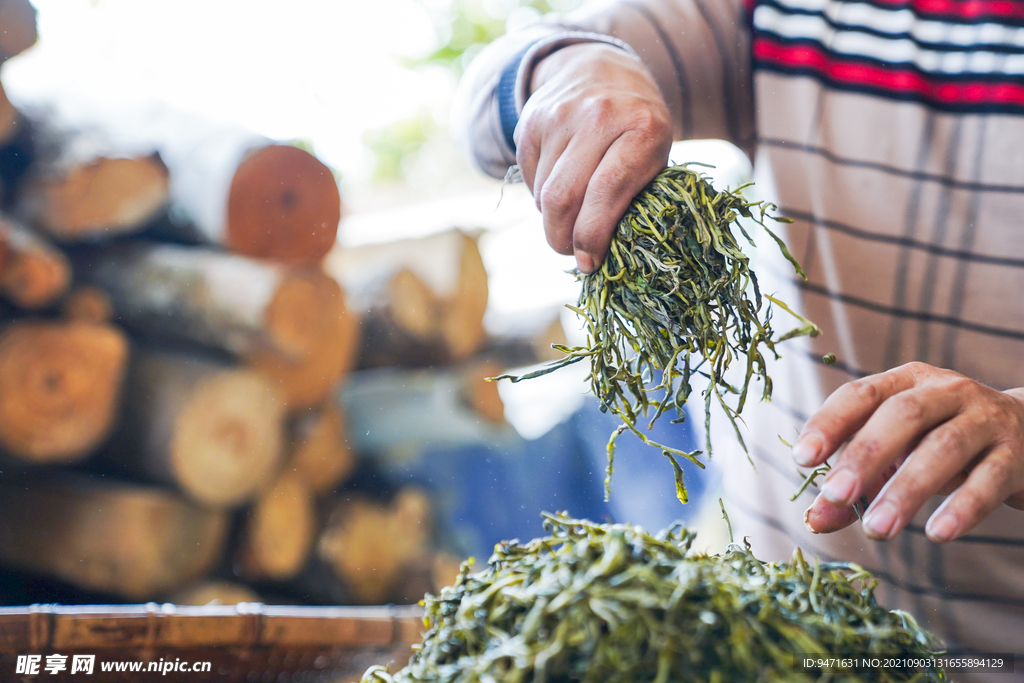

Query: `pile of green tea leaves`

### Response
(364, 512, 946, 683)
(496, 165, 818, 503)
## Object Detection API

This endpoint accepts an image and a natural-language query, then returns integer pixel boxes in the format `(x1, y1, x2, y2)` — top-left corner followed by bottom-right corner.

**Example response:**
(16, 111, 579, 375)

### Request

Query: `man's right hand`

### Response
(515, 42, 673, 274)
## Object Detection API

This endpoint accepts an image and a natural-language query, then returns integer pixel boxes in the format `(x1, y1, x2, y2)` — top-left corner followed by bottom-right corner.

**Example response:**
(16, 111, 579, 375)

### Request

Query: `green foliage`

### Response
(363, 114, 436, 183)
(415, 0, 584, 75)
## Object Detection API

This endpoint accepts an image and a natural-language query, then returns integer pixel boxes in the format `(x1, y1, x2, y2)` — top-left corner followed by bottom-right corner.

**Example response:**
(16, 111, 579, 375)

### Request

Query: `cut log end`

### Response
(265, 270, 336, 361)
(171, 365, 285, 507)
(389, 268, 439, 340)
(461, 362, 506, 425)
(236, 470, 316, 581)
(227, 145, 340, 263)
(30, 156, 169, 240)
(317, 488, 432, 604)
(0, 218, 71, 309)
(0, 322, 127, 462)
(62, 286, 114, 324)
(289, 402, 355, 496)
(439, 233, 488, 360)
(249, 275, 359, 411)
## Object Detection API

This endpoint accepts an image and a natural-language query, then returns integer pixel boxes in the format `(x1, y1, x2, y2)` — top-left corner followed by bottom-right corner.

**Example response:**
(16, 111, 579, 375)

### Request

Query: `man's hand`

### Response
(516, 42, 673, 273)
(795, 362, 1024, 542)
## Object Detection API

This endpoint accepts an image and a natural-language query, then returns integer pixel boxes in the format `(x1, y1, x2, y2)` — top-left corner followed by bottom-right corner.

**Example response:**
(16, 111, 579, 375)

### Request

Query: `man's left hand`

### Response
(794, 361, 1024, 542)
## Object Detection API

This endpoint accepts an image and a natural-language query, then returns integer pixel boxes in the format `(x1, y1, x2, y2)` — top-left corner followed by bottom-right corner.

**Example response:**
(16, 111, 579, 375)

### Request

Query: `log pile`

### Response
(0, 2, 569, 608)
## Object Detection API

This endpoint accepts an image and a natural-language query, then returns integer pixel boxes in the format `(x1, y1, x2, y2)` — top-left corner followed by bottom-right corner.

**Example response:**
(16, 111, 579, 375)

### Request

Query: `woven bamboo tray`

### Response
(0, 603, 423, 682)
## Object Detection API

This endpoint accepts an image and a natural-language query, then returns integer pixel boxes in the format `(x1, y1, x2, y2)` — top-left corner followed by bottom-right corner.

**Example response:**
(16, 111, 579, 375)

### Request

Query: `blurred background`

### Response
(0, 0, 748, 608)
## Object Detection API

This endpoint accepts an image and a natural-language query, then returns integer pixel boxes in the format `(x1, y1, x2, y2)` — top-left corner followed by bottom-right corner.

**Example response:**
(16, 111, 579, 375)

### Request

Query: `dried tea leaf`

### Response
(364, 512, 946, 683)
(495, 165, 818, 502)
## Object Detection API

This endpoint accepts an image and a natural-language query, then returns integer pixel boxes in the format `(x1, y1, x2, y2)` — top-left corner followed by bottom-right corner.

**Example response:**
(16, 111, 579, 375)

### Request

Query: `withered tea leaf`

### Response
(495, 165, 819, 502)
(363, 513, 946, 683)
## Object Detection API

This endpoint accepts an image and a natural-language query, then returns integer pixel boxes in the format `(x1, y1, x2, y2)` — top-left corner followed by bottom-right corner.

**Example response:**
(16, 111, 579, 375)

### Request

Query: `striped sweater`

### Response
(454, 0, 1024, 672)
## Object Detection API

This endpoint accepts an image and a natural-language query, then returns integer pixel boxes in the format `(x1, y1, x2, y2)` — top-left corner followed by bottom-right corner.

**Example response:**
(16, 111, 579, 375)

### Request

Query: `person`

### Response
(451, 0, 1024, 671)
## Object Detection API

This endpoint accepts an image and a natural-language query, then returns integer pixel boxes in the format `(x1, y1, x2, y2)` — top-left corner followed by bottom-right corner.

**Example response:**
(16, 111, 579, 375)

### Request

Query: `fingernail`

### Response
(792, 433, 823, 467)
(926, 513, 958, 543)
(863, 500, 898, 540)
(576, 252, 594, 274)
(803, 506, 819, 534)
(821, 469, 857, 505)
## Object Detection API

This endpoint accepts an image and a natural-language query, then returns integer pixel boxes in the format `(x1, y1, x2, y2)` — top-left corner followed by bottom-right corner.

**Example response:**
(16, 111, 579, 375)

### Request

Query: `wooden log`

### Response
(235, 470, 316, 582)
(2, 89, 339, 260)
(77, 242, 350, 359)
(167, 580, 261, 606)
(77, 242, 359, 410)
(0, 215, 70, 308)
(0, 320, 127, 462)
(327, 230, 488, 368)
(461, 361, 506, 425)
(13, 108, 170, 239)
(0, 476, 228, 600)
(316, 488, 432, 604)
(106, 350, 285, 508)
(62, 285, 113, 324)
(289, 402, 355, 496)
(226, 144, 340, 263)
(246, 275, 359, 411)
(0, 0, 36, 62)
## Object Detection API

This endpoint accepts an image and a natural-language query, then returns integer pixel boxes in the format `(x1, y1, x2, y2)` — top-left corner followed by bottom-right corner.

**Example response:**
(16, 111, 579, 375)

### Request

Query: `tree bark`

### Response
(0, 320, 127, 462)
(77, 242, 351, 361)
(106, 350, 286, 508)
(0, 475, 228, 600)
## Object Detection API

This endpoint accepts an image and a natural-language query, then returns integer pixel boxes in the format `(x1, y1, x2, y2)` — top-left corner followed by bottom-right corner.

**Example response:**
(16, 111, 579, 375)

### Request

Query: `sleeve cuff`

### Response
(497, 31, 637, 152)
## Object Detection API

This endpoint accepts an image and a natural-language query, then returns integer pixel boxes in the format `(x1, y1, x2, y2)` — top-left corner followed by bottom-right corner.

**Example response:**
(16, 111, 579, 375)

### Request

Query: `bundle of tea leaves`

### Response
(364, 512, 946, 683)
(495, 165, 818, 503)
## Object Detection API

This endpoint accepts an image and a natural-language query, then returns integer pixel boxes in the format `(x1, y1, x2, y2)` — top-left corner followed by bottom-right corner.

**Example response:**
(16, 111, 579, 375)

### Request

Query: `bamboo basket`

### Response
(0, 603, 422, 682)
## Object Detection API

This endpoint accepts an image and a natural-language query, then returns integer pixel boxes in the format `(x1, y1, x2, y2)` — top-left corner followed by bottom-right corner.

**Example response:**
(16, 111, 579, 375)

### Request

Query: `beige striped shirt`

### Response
(455, 0, 1024, 674)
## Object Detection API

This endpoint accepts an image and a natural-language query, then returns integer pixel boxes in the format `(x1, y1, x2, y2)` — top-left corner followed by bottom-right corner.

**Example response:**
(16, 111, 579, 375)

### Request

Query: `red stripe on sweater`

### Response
(753, 36, 1024, 106)
(864, 0, 1024, 22)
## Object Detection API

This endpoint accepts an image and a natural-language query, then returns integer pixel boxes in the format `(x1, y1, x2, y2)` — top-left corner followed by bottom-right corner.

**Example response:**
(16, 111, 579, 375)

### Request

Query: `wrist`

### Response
(530, 42, 628, 95)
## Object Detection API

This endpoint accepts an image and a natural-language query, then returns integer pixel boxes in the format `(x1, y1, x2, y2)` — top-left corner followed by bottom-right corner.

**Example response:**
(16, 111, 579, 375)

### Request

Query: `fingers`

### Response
(858, 414, 992, 540)
(571, 125, 671, 271)
(792, 362, 933, 469)
(926, 444, 1024, 542)
(533, 128, 617, 257)
(805, 474, 888, 534)
(816, 383, 963, 508)
(514, 42, 672, 272)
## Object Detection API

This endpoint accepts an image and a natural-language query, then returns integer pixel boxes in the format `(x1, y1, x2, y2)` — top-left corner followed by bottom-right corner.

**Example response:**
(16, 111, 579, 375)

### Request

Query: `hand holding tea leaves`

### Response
(795, 362, 1024, 542)
(496, 165, 818, 504)
(518, 41, 674, 274)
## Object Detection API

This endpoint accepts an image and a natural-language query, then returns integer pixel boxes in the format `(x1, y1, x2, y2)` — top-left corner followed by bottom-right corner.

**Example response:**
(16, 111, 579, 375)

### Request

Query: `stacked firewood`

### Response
(0, 1, 571, 608)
